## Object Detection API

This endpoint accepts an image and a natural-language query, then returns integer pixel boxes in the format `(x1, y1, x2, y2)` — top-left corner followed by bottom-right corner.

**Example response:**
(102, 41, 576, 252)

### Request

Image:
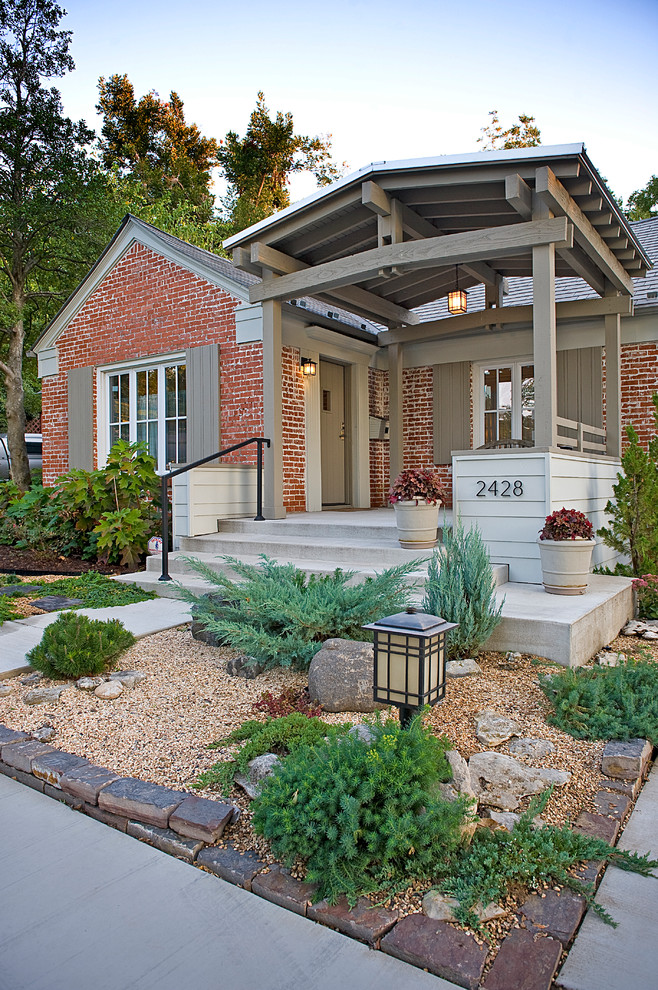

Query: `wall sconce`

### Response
(363, 607, 458, 728)
(447, 265, 467, 315)
(301, 357, 317, 376)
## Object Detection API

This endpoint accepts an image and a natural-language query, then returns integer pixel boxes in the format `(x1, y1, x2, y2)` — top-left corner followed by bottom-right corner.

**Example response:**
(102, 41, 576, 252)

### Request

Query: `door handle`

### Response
(339, 422, 345, 441)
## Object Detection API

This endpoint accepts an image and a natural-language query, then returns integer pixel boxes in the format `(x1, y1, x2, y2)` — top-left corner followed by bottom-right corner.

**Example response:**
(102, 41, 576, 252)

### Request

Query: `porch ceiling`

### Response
(225, 145, 651, 328)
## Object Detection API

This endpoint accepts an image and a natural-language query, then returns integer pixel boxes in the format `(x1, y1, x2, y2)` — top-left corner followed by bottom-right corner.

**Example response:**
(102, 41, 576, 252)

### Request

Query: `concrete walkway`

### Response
(0, 773, 453, 990)
(0, 599, 192, 679)
(557, 764, 658, 990)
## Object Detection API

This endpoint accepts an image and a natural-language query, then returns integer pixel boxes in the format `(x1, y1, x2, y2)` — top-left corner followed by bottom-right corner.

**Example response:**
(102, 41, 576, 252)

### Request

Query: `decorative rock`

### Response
(598, 776, 641, 799)
(31, 750, 88, 788)
(31, 725, 56, 743)
(308, 638, 383, 713)
(498, 651, 524, 670)
(592, 789, 632, 821)
(469, 752, 570, 811)
(169, 794, 237, 842)
(251, 866, 318, 917)
(60, 764, 120, 804)
(196, 842, 265, 890)
(308, 895, 399, 945)
(595, 650, 625, 667)
(76, 677, 103, 691)
(0, 725, 30, 746)
(190, 619, 227, 648)
(520, 888, 586, 946)
(381, 915, 489, 990)
(235, 753, 281, 799)
(508, 737, 555, 760)
(225, 654, 266, 679)
(601, 738, 652, 780)
(0, 683, 13, 697)
(446, 658, 482, 678)
(574, 810, 620, 844)
(109, 670, 147, 690)
(24, 685, 67, 706)
(621, 620, 646, 636)
(20, 672, 44, 685)
(348, 724, 377, 745)
(487, 810, 545, 831)
(474, 710, 521, 747)
(642, 630, 658, 640)
(30, 595, 84, 611)
(422, 890, 461, 921)
(0, 583, 42, 597)
(439, 749, 477, 804)
(98, 777, 186, 827)
(95, 681, 123, 700)
(126, 821, 204, 862)
(482, 928, 561, 990)
(1, 739, 55, 773)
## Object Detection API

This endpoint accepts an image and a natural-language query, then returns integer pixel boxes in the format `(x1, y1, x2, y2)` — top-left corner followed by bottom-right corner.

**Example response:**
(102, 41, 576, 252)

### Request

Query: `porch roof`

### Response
(225, 144, 651, 329)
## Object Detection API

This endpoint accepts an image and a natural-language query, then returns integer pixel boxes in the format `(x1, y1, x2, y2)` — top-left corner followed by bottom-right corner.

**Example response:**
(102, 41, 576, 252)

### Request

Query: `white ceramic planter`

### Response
(537, 538, 596, 595)
(393, 500, 440, 549)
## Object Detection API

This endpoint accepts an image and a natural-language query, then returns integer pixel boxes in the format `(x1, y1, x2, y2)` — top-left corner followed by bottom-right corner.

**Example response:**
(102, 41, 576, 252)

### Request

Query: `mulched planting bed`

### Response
(0, 622, 654, 988)
(0, 544, 131, 576)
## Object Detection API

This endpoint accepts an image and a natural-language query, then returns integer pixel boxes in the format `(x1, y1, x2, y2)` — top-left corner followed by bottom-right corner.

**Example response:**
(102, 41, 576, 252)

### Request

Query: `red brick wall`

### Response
(368, 367, 389, 507)
(282, 346, 306, 512)
(41, 241, 306, 512)
(620, 341, 658, 450)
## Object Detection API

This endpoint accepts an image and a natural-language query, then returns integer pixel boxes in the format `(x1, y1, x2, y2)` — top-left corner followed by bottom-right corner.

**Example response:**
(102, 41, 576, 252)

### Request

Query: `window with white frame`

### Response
(479, 362, 535, 445)
(106, 361, 187, 471)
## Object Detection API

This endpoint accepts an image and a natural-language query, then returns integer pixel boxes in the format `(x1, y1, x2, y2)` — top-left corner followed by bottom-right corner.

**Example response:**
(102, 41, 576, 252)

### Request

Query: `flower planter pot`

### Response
(537, 538, 595, 595)
(393, 501, 440, 549)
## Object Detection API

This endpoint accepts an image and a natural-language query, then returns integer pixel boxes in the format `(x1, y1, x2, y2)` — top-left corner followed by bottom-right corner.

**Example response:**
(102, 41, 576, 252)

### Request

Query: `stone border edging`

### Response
(0, 721, 653, 990)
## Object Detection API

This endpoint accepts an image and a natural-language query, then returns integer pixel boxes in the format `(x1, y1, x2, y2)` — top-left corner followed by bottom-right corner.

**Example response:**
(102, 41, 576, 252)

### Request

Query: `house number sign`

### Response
(475, 479, 524, 497)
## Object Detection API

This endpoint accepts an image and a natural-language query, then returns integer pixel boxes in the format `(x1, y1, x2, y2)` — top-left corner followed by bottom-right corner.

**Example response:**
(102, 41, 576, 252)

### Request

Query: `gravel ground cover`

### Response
(0, 621, 653, 961)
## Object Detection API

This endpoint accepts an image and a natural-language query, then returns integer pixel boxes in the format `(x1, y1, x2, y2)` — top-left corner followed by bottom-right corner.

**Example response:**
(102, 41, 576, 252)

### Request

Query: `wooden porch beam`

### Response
(249, 219, 572, 306)
(250, 242, 419, 327)
(535, 167, 634, 294)
(378, 294, 634, 346)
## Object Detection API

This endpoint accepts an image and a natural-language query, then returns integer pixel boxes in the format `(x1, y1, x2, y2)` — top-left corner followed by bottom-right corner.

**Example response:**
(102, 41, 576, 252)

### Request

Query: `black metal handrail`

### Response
(158, 437, 271, 582)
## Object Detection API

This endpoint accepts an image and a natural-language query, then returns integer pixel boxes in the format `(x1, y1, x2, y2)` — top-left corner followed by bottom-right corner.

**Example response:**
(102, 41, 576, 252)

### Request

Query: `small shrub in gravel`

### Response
(252, 687, 322, 718)
(26, 611, 136, 679)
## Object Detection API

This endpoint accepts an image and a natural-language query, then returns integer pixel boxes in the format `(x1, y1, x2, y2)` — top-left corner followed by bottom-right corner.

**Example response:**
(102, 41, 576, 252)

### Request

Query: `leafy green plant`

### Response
(252, 713, 470, 906)
(38, 572, 155, 608)
(423, 519, 503, 658)
(597, 396, 658, 576)
(193, 712, 343, 795)
(1, 484, 74, 553)
(26, 611, 135, 679)
(182, 555, 416, 670)
(436, 789, 658, 929)
(633, 574, 658, 619)
(540, 658, 658, 744)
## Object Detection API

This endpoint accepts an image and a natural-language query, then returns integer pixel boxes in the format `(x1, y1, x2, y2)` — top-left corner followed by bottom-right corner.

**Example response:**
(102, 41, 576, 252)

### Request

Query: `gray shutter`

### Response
(185, 343, 220, 462)
(433, 362, 470, 464)
(67, 366, 94, 470)
(557, 347, 602, 428)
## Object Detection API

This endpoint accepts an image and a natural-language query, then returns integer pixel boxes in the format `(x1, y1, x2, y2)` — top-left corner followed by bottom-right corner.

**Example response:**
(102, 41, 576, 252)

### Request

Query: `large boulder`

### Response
(308, 638, 384, 713)
(469, 751, 570, 811)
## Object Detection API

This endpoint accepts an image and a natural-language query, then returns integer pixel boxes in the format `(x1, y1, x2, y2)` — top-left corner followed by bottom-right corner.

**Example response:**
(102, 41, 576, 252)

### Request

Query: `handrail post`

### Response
(159, 473, 171, 581)
(254, 439, 265, 521)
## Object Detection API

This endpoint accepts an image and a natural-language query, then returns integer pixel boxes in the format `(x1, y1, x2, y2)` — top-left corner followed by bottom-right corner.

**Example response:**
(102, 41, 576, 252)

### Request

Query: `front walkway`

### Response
(0, 773, 452, 990)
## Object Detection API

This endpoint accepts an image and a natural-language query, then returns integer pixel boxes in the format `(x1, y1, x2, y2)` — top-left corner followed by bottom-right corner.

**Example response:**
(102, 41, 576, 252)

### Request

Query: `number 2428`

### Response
(476, 480, 524, 497)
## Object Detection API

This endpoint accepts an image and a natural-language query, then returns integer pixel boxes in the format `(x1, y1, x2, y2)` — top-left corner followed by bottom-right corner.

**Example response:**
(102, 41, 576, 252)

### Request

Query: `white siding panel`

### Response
(172, 474, 190, 549)
(188, 464, 258, 536)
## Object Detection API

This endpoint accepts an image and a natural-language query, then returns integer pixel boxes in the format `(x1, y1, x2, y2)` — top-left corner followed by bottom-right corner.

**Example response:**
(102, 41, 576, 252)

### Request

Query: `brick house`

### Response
(33, 145, 656, 583)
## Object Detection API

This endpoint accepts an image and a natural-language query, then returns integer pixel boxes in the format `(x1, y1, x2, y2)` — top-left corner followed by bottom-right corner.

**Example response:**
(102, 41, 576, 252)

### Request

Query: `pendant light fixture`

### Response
(447, 265, 467, 315)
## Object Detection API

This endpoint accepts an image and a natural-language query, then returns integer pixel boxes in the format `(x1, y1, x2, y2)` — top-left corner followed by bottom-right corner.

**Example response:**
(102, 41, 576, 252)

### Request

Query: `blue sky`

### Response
(57, 0, 657, 204)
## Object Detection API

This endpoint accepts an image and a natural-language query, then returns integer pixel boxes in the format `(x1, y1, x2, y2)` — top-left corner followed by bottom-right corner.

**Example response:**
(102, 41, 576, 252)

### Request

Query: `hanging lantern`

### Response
(447, 265, 467, 315)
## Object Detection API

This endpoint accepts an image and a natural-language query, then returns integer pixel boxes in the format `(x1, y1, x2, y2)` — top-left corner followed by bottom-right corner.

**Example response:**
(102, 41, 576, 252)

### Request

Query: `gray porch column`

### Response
(604, 306, 622, 458)
(262, 298, 285, 518)
(388, 342, 404, 482)
(532, 197, 558, 448)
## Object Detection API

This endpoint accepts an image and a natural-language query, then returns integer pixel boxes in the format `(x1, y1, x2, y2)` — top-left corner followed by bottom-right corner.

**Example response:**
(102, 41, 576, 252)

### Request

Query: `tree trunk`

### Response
(4, 313, 31, 491)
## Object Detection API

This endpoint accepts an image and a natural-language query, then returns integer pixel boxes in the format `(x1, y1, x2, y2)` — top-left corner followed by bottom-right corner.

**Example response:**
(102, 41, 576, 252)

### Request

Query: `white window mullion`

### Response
(129, 370, 137, 445)
(157, 365, 166, 473)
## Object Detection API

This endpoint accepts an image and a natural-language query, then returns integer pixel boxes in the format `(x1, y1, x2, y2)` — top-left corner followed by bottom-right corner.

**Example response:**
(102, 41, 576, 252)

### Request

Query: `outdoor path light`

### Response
(363, 607, 458, 728)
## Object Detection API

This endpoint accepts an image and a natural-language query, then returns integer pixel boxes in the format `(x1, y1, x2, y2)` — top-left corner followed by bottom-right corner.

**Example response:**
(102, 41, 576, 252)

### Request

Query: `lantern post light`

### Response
(363, 607, 458, 728)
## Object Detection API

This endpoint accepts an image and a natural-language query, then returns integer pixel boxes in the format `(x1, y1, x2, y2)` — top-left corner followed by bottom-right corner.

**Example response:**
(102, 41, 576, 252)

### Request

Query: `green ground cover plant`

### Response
(26, 612, 136, 679)
(540, 657, 658, 745)
(183, 555, 417, 671)
(436, 789, 658, 930)
(0, 595, 18, 625)
(252, 713, 470, 906)
(193, 712, 346, 795)
(40, 572, 155, 608)
(424, 519, 503, 658)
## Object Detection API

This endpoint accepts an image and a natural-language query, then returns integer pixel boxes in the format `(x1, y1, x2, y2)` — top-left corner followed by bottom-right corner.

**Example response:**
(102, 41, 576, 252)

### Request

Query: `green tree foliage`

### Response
(625, 174, 658, 220)
(597, 396, 658, 575)
(218, 91, 342, 232)
(26, 611, 135, 678)
(0, 0, 110, 488)
(183, 555, 415, 670)
(478, 110, 541, 150)
(423, 520, 504, 658)
(252, 714, 469, 906)
(97, 74, 219, 208)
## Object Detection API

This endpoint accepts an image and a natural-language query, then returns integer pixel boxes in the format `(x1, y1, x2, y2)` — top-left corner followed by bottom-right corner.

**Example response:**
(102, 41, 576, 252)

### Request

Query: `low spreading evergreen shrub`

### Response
(26, 611, 136, 679)
(252, 714, 471, 906)
(423, 520, 503, 658)
(182, 555, 416, 670)
(436, 789, 658, 929)
(540, 657, 658, 745)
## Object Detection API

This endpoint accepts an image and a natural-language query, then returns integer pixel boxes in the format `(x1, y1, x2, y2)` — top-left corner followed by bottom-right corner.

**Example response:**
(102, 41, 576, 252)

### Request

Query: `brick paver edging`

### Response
(0, 721, 653, 990)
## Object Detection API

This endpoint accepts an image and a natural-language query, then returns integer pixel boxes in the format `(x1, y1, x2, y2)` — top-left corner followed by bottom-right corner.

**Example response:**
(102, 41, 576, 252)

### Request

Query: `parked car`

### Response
(0, 433, 42, 480)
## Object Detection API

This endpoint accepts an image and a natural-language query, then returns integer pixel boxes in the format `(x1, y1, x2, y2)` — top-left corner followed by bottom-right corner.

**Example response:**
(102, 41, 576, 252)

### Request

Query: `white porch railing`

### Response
(556, 417, 606, 455)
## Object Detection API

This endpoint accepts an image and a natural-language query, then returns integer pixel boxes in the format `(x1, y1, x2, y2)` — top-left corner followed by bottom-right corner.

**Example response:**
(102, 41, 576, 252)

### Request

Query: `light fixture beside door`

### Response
(447, 265, 467, 315)
(301, 357, 317, 376)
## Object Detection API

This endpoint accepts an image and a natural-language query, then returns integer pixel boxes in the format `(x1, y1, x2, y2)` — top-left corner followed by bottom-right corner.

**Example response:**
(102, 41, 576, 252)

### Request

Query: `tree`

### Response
(0, 0, 110, 489)
(218, 91, 342, 232)
(478, 110, 541, 150)
(625, 175, 658, 220)
(96, 74, 219, 208)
